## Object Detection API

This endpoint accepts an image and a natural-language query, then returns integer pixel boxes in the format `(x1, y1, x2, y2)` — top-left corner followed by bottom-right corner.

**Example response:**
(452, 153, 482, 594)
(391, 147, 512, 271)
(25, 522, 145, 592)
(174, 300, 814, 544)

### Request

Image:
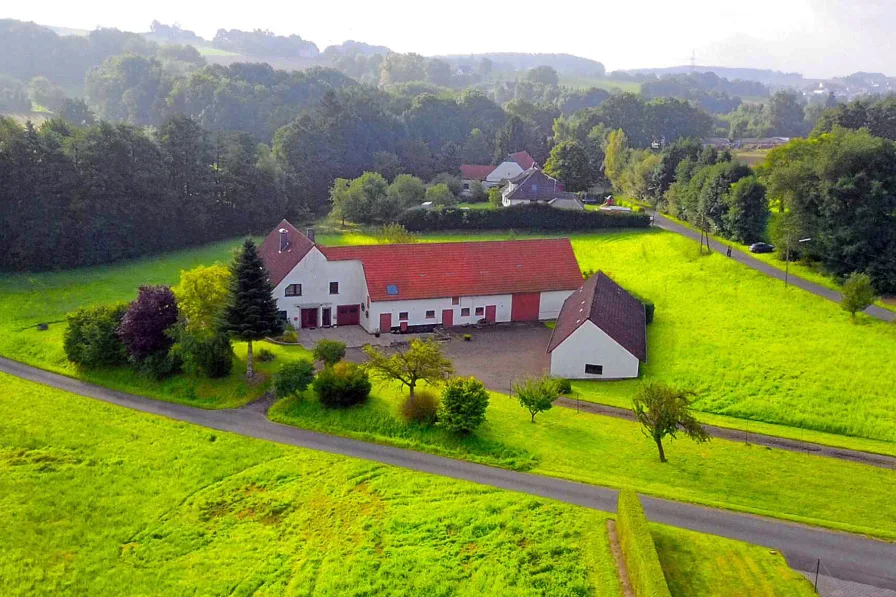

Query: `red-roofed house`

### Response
(259, 220, 583, 333)
(547, 272, 647, 379)
(459, 151, 540, 197)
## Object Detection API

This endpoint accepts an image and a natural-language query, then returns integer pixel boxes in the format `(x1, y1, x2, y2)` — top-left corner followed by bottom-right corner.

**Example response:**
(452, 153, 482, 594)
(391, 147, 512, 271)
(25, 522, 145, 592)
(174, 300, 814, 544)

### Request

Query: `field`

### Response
(558, 74, 642, 93)
(653, 526, 815, 597)
(733, 149, 770, 166)
(0, 373, 622, 596)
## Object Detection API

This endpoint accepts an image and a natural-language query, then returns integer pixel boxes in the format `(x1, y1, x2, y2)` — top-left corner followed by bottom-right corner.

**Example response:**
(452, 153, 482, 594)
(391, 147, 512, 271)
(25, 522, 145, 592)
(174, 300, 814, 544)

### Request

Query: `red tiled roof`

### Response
(510, 151, 537, 169)
(258, 219, 316, 287)
(321, 238, 583, 302)
(547, 272, 646, 361)
(459, 165, 495, 180)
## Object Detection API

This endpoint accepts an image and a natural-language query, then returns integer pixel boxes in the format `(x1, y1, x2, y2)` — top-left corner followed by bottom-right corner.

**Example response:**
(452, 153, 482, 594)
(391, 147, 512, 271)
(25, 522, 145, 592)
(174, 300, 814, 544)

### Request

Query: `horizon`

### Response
(5, 0, 895, 79)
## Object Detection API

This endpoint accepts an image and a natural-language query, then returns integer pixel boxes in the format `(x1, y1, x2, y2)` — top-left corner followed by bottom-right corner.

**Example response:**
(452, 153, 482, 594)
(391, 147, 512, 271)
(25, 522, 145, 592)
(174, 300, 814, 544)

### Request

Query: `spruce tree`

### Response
(221, 238, 283, 379)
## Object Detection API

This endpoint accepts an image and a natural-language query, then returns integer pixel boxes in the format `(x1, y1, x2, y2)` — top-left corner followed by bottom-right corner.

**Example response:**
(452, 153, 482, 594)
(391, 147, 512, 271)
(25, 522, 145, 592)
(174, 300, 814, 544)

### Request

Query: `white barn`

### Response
(547, 272, 647, 379)
(260, 221, 584, 334)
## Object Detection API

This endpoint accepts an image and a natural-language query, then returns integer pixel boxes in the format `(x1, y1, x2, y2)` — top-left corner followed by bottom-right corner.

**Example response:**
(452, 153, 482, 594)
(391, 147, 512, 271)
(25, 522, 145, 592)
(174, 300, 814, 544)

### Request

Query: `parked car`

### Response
(749, 242, 775, 254)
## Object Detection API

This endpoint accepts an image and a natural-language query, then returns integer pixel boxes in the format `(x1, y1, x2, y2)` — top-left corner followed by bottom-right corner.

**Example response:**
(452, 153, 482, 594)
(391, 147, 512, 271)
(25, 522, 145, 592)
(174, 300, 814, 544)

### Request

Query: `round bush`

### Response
(556, 379, 572, 394)
(64, 303, 128, 367)
(274, 360, 315, 398)
(400, 389, 440, 426)
(256, 347, 276, 362)
(313, 362, 372, 408)
(313, 339, 347, 366)
(439, 376, 490, 433)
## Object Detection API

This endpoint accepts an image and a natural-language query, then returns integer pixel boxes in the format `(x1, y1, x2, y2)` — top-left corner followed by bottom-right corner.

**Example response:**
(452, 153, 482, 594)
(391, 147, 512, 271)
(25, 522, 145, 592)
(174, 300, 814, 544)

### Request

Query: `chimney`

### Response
(306, 227, 315, 243)
(278, 228, 289, 252)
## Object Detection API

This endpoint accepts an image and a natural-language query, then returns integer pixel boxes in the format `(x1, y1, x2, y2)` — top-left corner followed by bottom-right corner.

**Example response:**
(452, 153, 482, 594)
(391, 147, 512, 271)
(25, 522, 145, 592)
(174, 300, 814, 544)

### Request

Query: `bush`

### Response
(556, 379, 572, 394)
(174, 329, 234, 378)
(616, 490, 673, 597)
(400, 389, 440, 425)
(379, 222, 417, 244)
(513, 376, 560, 422)
(134, 350, 181, 379)
(279, 329, 298, 343)
(256, 347, 276, 362)
(439, 376, 490, 433)
(313, 339, 347, 366)
(398, 203, 651, 232)
(118, 285, 179, 361)
(313, 362, 372, 408)
(64, 303, 128, 367)
(274, 360, 316, 399)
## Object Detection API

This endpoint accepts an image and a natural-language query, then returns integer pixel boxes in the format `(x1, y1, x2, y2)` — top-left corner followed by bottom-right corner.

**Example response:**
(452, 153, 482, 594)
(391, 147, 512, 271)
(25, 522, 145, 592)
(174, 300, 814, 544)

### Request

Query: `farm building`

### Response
(459, 151, 539, 196)
(501, 168, 584, 210)
(547, 272, 647, 379)
(260, 220, 584, 334)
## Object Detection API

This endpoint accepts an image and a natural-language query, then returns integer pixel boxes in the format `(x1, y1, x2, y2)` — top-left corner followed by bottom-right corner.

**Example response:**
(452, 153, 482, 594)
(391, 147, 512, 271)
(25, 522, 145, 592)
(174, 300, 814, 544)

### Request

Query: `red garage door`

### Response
(336, 304, 361, 325)
(511, 293, 541, 321)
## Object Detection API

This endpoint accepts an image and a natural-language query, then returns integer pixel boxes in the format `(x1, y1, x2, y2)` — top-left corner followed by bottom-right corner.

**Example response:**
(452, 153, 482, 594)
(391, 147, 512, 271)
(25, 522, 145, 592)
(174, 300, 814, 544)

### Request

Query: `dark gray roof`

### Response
(504, 168, 579, 202)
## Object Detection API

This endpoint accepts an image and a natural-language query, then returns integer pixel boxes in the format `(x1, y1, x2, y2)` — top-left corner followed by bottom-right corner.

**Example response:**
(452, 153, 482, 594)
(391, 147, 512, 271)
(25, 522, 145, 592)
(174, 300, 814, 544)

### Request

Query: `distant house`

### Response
(459, 151, 539, 197)
(547, 272, 647, 379)
(259, 220, 583, 334)
(501, 168, 584, 210)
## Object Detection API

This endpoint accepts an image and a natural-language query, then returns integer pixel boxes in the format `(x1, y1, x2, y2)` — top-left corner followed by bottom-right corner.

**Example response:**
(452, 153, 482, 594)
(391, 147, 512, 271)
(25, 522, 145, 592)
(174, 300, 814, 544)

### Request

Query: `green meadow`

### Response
(0, 373, 820, 597)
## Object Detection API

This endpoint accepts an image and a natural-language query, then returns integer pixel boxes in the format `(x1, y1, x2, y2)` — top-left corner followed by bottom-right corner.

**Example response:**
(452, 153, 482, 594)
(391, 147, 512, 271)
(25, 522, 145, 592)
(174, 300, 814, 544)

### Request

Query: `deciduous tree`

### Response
(513, 376, 560, 422)
(632, 382, 709, 462)
(363, 338, 453, 398)
(841, 273, 875, 322)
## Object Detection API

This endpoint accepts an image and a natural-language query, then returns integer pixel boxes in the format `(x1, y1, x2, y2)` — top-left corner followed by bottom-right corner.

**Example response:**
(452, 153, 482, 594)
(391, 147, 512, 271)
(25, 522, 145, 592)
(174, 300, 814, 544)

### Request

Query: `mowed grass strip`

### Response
(0, 373, 621, 597)
(653, 525, 816, 597)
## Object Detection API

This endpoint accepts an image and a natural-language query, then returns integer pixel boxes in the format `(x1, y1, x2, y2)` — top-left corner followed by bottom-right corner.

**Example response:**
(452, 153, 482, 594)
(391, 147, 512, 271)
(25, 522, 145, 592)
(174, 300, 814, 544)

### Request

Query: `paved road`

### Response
(1, 356, 894, 590)
(653, 215, 896, 322)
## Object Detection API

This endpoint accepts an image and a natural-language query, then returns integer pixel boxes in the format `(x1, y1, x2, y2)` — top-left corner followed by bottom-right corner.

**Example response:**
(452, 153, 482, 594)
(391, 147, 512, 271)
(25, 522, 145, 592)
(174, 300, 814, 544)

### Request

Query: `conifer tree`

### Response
(221, 238, 283, 379)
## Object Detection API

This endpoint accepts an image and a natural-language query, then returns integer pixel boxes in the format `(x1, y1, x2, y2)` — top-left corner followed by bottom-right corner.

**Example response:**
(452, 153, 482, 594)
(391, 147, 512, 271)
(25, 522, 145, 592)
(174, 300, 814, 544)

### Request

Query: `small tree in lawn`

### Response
(274, 360, 316, 399)
(513, 376, 560, 422)
(363, 338, 453, 399)
(313, 339, 347, 367)
(632, 382, 709, 463)
(220, 239, 283, 379)
(439, 376, 490, 433)
(841, 272, 875, 322)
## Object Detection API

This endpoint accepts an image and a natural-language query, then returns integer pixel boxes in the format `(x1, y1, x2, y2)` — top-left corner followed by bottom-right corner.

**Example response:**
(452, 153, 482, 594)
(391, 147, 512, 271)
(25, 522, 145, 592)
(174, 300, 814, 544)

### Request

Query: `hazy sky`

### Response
(6, 0, 895, 77)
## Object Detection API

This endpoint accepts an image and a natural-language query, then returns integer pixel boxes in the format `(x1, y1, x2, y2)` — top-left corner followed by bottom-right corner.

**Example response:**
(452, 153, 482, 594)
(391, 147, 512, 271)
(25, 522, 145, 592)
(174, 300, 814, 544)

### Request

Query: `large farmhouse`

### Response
(260, 220, 584, 334)
(459, 151, 538, 196)
(547, 272, 647, 379)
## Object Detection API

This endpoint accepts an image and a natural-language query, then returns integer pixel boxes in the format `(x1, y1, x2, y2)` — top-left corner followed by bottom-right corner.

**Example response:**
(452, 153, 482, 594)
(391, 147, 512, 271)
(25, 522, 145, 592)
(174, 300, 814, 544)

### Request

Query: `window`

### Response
(585, 364, 604, 375)
(329, 282, 339, 295)
(461, 308, 470, 317)
(285, 284, 302, 297)
(463, 183, 470, 190)
(278, 310, 288, 321)
(360, 303, 365, 312)
(451, 296, 460, 305)
(399, 312, 409, 320)
(475, 307, 484, 316)
(425, 310, 435, 319)
(386, 284, 399, 296)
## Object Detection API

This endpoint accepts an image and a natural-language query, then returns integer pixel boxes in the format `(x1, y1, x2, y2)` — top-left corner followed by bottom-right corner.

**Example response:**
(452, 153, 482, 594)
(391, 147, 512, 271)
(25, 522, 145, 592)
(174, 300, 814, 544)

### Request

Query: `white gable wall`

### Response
(487, 161, 524, 183)
(550, 320, 640, 379)
(272, 247, 369, 329)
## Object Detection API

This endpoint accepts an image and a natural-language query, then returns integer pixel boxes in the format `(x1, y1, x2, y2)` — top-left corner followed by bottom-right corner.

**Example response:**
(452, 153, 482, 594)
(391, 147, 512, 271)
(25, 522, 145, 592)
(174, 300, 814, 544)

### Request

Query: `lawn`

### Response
(269, 382, 896, 539)
(558, 74, 642, 94)
(0, 372, 622, 597)
(653, 525, 816, 597)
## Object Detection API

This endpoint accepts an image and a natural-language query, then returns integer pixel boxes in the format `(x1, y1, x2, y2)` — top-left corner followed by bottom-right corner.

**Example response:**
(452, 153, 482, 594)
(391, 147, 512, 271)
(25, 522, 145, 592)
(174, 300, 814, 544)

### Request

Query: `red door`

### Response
(485, 305, 497, 323)
(511, 293, 541, 321)
(300, 308, 318, 328)
(441, 309, 454, 327)
(336, 304, 360, 326)
(379, 312, 392, 333)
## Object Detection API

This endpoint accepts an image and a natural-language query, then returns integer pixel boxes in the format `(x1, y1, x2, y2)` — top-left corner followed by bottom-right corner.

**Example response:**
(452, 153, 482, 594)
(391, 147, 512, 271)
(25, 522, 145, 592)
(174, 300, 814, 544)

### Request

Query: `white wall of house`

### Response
(549, 320, 641, 379)
(370, 294, 514, 333)
(487, 161, 524, 183)
(272, 247, 368, 328)
(539, 290, 574, 320)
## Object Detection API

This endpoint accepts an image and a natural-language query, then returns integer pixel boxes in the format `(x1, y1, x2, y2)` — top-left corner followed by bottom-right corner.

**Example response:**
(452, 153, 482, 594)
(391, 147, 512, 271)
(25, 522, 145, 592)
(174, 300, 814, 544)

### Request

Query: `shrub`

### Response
(379, 222, 417, 244)
(439, 376, 489, 433)
(400, 389, 440, 425)
(134, 350, 182, 379)
(280, 329, 298, 343)
(256, 347, 276, 362)
(841, 272, 875, 322)
(274, 360, 316, 399)
(556, 379, 572, 395)
(398, 203, 651, 232)
(313, 339, 347, 366)
(64, 303, 128, 367)
(313, 362, 372, 408)
(616, 490, 673, 597)
(118, 285, 179, 361)
(173, 328, 234, 378)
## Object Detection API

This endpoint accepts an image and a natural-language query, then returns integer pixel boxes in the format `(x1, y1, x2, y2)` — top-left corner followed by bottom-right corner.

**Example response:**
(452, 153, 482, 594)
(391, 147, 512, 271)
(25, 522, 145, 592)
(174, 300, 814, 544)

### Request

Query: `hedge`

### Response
(616, 490, 672, 597)
(398, 203, 651, 232)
